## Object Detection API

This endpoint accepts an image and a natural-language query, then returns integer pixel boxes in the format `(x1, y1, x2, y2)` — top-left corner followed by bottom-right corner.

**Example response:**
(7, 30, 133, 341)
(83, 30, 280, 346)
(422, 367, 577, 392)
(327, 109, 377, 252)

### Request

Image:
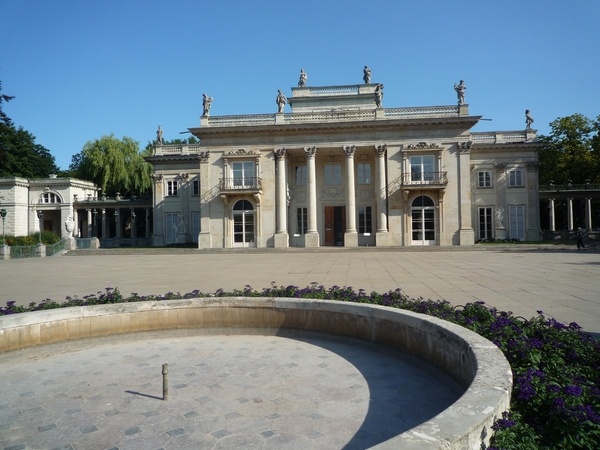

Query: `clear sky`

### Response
(2, 0, 599, 171)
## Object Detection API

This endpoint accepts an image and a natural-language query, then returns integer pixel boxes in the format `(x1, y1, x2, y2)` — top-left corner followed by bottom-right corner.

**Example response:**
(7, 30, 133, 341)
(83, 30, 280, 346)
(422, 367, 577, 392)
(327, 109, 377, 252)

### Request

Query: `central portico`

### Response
(147, 73, 542, 248)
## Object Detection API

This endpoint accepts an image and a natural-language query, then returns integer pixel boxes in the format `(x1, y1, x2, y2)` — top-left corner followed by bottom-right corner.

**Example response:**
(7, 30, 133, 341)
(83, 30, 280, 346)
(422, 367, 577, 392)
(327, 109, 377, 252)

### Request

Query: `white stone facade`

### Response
(147, 81, 543, 248)
(0, 176, 98, 239)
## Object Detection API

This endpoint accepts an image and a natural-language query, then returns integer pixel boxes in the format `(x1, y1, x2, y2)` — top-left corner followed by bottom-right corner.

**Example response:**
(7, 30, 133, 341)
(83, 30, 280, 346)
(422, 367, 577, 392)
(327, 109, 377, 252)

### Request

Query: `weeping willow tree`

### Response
(75, 134, 152, 196)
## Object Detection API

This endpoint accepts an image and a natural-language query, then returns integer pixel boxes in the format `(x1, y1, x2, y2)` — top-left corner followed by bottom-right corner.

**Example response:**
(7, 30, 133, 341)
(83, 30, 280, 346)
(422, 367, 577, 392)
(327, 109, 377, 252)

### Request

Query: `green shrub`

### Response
(4, 231, 61, 246)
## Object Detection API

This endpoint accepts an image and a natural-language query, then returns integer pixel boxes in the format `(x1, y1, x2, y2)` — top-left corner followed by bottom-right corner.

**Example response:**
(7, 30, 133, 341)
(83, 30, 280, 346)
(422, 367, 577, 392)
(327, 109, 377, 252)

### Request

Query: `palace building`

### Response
(146, 78, 543, 248)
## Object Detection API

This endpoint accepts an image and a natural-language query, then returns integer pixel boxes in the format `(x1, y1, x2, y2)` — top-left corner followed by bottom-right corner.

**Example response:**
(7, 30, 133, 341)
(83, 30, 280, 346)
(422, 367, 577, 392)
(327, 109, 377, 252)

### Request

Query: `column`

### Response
(549, 199, 555, 232)
(131, 208, 137, 238)
(458, 142, 475, 245)
(115, 208, 121, 238)
(344, 145, 358, 247)
(304, 146, 319, 247)
(73, 208, 79, 238)
(375, 144, 388, 235)
(567, 198, 574, 231)
(585, 198, 592, 230)
(86, 209, 92, 238)
(101, 208, 106, 238)
(274, 148, 289, 248)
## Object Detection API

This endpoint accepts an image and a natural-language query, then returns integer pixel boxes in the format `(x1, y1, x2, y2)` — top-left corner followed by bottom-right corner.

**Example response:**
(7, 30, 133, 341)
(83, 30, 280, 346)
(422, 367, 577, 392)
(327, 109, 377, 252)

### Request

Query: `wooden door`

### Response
(324, 206, 334, 245)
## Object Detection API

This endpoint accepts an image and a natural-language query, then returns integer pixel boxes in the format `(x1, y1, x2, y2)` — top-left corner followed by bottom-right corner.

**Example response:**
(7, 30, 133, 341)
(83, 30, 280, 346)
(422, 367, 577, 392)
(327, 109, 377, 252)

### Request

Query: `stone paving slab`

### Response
(0, 332, 461, 450)
(1, 247, 599, 335)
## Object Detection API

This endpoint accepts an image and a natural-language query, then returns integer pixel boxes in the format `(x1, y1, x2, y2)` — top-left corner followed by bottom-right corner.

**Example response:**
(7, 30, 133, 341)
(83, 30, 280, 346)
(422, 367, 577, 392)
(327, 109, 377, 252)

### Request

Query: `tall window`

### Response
(509, 206, 525, 240)
(167, 180, 178, 196)
(192, 179, 200, 196)
(38, 193, 61, 203)
(410, 155, 435, 181)
(295, 165, 307, 186)
(232, 161, 255, 187)
(478, 171, 492, 188)
(324, 164, 342, 185)
(297, 207, 307, 234)
(509, 170, 523, 187)
(479, 207, 493, 240)
(358, 206, 372, 234)
(166, 213, 180, 244)
(357, 164, 372, 185)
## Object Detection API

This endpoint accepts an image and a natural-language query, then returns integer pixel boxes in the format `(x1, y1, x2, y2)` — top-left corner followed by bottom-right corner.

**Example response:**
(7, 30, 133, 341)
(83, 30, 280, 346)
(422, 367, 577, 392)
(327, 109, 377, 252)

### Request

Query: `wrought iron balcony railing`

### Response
(402, 172, 448, 187)
(219, 177, 262, 192)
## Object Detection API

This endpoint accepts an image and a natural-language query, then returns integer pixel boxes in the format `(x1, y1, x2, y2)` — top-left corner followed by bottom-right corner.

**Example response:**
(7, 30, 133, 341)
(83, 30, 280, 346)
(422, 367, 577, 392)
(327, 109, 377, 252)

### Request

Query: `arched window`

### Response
(411, 195, 435, 245)
(38, 192, 61, 204)
(232, 199, 255, 247)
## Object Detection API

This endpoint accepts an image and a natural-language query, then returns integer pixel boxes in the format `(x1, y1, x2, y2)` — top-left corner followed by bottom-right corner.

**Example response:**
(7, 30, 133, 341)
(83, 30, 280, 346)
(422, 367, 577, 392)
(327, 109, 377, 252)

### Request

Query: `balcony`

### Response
(219, 177, 262, 194)
(402, 172, 448, 188)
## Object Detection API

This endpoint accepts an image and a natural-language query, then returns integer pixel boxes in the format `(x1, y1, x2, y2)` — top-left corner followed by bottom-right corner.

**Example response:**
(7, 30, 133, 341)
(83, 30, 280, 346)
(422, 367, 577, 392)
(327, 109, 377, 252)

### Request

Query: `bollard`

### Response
(162, 363, 168, 401)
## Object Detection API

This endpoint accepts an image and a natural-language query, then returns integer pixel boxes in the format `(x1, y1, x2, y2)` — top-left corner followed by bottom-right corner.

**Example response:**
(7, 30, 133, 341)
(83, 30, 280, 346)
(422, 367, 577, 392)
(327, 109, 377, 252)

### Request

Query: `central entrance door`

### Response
(324, 206, 346, 246)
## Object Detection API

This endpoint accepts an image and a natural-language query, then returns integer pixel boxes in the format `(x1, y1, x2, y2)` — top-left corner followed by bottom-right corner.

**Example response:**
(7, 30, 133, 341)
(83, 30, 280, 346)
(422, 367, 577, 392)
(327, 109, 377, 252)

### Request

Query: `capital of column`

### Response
(374, 143, 387, 157)
(274, 148, 287, 160)
(304, 146, 317, 158)
(343, 145, 356, 157)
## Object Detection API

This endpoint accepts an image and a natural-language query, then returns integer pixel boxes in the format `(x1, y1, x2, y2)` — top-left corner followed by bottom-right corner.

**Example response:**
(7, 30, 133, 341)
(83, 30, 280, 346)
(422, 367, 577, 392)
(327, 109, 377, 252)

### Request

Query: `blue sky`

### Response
(3, 0, 599, 170)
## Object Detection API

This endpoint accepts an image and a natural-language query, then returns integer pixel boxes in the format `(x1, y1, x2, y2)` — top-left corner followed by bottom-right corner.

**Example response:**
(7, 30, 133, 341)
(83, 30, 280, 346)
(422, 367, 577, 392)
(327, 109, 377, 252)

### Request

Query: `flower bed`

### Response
(3, 283, 599, 449)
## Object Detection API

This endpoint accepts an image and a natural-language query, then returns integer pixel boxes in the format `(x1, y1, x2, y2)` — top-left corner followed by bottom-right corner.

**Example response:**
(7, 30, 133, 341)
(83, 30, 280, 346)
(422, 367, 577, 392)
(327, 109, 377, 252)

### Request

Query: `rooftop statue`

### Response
(363, 66, 371, 84)
(276, 89, 287, 113)
(202, 93, 213, 116)
(156, 125, 163, 144)
(454, 80, 466, 105)
(298, 69, 307, 88)
(525, 110, 534, 129)
(375, 84, 384, 108)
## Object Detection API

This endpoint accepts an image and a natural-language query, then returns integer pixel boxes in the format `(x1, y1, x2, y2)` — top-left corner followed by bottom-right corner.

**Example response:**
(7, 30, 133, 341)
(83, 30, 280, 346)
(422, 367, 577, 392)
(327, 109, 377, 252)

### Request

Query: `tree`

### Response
(75, 134, 152, 196)
(538, 114, 600, 185)
(0, 78, 59, 178)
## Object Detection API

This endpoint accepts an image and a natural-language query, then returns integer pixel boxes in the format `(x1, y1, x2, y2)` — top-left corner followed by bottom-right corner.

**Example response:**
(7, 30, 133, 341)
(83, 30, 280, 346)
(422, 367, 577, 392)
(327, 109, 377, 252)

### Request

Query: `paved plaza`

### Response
(0, 246, 599, 449)
(1, 246, 599, 335)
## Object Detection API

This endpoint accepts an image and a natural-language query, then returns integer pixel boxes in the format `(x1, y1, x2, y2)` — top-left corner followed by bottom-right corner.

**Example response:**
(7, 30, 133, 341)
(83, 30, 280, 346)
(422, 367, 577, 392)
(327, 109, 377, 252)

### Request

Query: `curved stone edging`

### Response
(0, 297, 512, 449)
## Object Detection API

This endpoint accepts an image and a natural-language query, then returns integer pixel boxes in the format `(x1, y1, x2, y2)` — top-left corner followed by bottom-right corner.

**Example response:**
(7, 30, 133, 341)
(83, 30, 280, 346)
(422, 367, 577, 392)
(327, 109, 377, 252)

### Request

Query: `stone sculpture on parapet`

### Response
(202, 93, 213, 116)
(375, 84, 384, 108)
(276, 90, 287, 113)
(363, 66, 371, 84)
(156, 125, 163, 144)
(454, 80, 466, 105)
(526, 110, 534, 129)
(298, 69, 307, 87)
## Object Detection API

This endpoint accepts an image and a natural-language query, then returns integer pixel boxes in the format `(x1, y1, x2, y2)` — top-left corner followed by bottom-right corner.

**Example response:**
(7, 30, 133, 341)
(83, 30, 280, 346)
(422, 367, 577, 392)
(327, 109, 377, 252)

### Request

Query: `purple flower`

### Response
(6, 300, 16, 307)
(563, 385, 583, 397)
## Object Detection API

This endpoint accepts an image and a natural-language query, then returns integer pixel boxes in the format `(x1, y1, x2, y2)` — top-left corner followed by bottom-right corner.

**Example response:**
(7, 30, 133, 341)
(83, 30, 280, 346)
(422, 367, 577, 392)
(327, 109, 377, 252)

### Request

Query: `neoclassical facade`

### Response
(147, 80, 543, 248)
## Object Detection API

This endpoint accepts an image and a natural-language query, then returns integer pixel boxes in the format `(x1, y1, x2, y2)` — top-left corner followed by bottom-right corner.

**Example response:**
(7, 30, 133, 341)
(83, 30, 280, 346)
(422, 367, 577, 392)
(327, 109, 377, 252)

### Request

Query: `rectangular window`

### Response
(191, 212, 200, 243)
(232, 161, 255, 187)
(324, 164, 342, 186)
(295, 165, 307, 186)
(192, 179, 200, 196)
(165, 213, 179, 244)
(410, 155, 435, 181)
(478, 207, 493, 240)
(297, 207, 307, 234)
(478, 171, 492, 188)
(509, 206, 525, 240)
(358, 206, 372, 234)
(509, 170, 523, 187)
(357, 163, 372, 185)
(167, 180, 178, 196)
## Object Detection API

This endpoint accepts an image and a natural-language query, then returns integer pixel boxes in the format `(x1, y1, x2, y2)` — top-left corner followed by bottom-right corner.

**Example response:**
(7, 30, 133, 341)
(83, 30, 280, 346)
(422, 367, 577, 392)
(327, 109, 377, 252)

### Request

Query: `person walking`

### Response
(577, 227, 586, 250)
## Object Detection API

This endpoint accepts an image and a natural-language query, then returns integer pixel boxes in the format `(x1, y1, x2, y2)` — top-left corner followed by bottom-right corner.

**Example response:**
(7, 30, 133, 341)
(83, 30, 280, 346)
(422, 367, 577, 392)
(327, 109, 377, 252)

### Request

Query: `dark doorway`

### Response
(324, 206, 346, 246)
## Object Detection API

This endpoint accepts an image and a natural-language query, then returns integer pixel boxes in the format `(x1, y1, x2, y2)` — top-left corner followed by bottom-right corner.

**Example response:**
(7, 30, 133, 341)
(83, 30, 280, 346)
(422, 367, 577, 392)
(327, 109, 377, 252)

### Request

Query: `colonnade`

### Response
(72, 207, 151, 240)
(547, 197, 593, 231)
(273, 145, 388, 247)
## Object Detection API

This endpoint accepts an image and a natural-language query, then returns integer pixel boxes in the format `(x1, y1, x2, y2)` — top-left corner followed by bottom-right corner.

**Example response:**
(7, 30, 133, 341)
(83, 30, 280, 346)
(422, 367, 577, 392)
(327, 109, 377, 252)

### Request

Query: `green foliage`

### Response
(538, 114, 600, 185)
(0, 122, 59, 178)
(75, 134, 152, 196)
(4, 231, 61, 246)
